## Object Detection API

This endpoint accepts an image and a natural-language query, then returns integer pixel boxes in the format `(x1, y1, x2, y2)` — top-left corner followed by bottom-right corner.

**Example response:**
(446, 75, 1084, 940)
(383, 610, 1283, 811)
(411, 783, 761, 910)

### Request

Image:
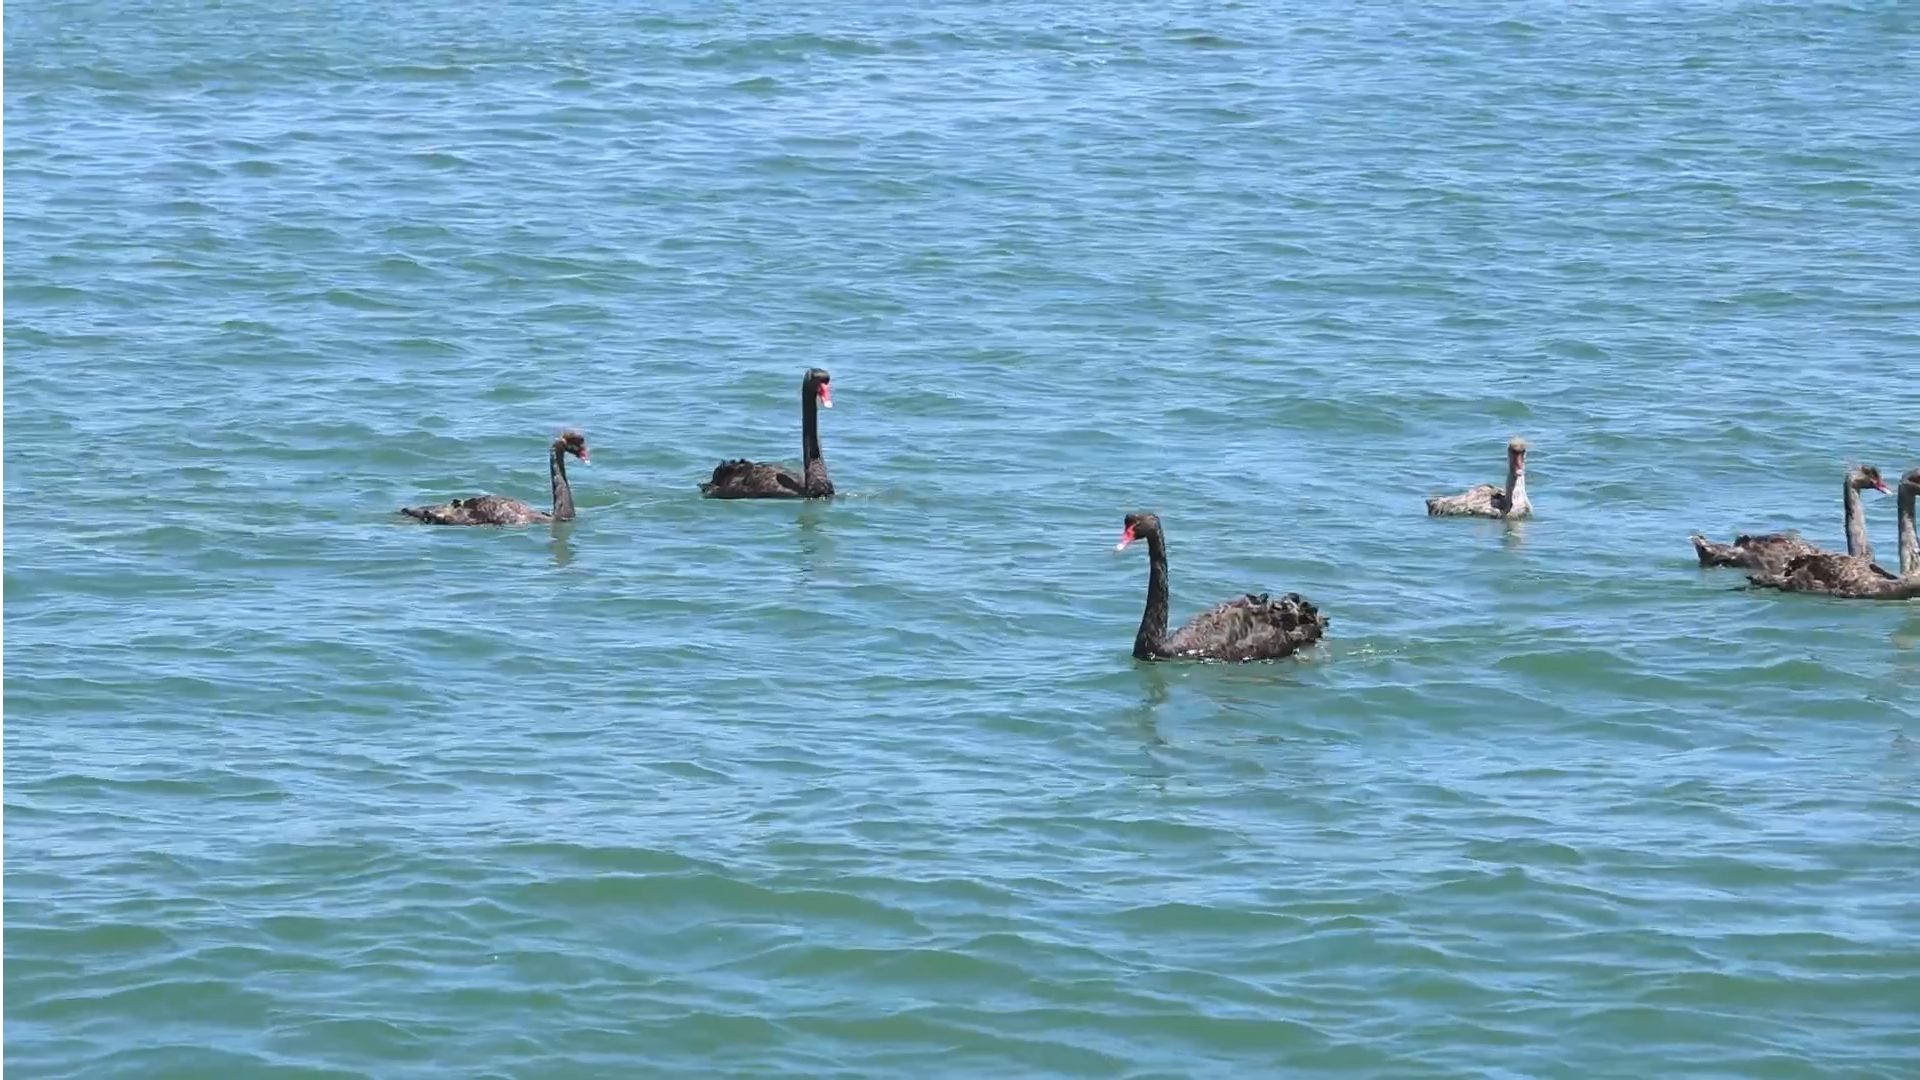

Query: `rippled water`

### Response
(8, 1, 1920, 1076)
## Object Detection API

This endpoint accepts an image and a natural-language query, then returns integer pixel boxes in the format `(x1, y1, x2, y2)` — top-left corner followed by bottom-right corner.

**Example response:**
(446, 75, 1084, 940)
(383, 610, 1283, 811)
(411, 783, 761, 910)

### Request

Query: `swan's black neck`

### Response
(1134, 530, 1170, 660)
(801, 385, 822, 464)
(1899, 480, 1918, 578)
(1843, 475, 1872, 561)
(550, 445, 576, 521)
(800, 384, 831, 496)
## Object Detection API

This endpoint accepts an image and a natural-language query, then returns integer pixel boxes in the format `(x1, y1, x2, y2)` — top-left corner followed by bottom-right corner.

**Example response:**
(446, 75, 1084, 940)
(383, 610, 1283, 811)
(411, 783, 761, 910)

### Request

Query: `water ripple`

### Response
(9, 0, 1920, 1076)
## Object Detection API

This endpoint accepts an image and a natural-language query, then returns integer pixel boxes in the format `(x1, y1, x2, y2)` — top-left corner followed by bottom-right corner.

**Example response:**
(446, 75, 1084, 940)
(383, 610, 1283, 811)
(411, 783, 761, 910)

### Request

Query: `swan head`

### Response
(1507, 437, 1529, 472)
(805, 368, 833, 409)
(1850, 465, 1890, 494)
(1116, 512, 1162, 551)
(1903, 468, 1920, 494)
(553, 430, 590, 463)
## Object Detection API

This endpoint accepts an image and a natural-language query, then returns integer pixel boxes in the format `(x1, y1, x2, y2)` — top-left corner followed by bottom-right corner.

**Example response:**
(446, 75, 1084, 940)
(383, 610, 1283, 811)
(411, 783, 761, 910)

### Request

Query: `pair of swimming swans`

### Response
(1694, 465, 1920, 600)
(1117, 436, 1536, 662)
(398, 370, 836, 526)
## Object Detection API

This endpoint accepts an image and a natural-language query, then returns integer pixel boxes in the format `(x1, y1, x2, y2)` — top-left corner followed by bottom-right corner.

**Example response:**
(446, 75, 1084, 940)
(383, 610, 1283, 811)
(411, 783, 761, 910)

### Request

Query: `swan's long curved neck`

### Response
(800, 388, 821, 466)
(799, 386, 830, 495)
(1135, 533, 1171, 658)
(1899, 481, 1918, 578)
(550, 447, 576, 521)
(1505, 460, 1527, 512)
(1842, 477, 1872, 561)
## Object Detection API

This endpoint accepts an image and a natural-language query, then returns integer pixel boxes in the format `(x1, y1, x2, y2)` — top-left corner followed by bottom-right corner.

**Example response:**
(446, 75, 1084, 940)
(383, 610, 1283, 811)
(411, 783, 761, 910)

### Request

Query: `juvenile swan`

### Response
(1692, 465, 1888, 574)
(1747, 469, 1920, 600)
(1426, 438, 1532, 519)
(401, 431, 589, 526)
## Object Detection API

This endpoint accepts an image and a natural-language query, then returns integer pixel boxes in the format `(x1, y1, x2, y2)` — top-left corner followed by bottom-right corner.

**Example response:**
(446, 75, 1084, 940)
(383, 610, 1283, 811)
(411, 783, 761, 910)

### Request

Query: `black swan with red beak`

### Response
(701, 369, 835, 499)
(1116, 512, 1327, 662)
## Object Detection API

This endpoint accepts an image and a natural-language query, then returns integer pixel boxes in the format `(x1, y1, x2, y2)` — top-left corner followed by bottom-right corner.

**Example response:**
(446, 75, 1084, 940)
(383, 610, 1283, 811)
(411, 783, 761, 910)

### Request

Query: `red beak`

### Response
(1115, 524, 1137, 551)
(577, 449, 590, 463)
(817, 384, 833, 409)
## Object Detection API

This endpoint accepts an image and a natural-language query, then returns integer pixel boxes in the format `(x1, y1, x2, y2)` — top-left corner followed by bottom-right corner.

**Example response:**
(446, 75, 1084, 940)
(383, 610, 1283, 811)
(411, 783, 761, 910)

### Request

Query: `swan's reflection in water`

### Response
(1891, 614, 1920, 652)
(1127, 656, 1330, 724)
(795, 502, 835, 578)
(548, 521, 576, 567)
(1502, 516, 1529, 551)
(1122, 665, 1172, 760)
(1887, 616, 1920, 710)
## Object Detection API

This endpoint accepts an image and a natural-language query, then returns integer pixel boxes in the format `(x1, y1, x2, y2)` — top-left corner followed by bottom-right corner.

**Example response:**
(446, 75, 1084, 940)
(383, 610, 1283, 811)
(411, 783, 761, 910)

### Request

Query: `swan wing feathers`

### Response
(802, 457, 835, 497)
(700, 460, 804, 498)
(1426, 484, 1507, 517)
(1162, 592, 1328, 661)
(400, 494, 545, 526)
(1748, 551, 1891, 596)
(1695, 530, 1816, 571)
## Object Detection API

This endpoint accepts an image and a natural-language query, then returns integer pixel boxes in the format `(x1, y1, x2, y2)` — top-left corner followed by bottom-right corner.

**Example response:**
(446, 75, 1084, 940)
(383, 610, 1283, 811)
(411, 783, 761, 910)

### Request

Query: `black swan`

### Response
(1748, 468, 1920, 599)
(1427, 437, 1532, 518)
(401, 431, 588, 526)
(701, 368, 834, 499)
(1692, 465, 1888, 573)
(1116, 512, 1328, 662)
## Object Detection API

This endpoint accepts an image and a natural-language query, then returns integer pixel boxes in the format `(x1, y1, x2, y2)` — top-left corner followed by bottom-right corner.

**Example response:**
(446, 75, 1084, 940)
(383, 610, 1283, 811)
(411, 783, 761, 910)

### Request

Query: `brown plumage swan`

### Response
(1115, 512, 1327, 662)
(1692, 465, 1889, 574)
(1426, 438, 1532, 518)
(1904, 469, 1920, 579)
(1747, 468, 1920, 600)
(401, 431, 588, 526)
(701, 369, 834, 499)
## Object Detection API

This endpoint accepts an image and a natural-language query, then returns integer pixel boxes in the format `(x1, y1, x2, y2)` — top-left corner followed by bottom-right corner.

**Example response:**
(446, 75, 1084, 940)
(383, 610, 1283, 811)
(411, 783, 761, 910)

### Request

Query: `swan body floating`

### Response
(1116, 512, 1327, 662)
(1693, 465, 1888, 574)
(1748, 469, 1920, 600)
(1427, 438, 1532, 519)
(701, 369, 835, 499)
(401, 431, 588, 526)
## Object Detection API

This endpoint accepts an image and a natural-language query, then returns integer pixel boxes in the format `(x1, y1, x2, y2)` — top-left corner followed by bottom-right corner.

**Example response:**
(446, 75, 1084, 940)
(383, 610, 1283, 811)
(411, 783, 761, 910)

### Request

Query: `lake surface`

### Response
(7, 1, 1920, 1076)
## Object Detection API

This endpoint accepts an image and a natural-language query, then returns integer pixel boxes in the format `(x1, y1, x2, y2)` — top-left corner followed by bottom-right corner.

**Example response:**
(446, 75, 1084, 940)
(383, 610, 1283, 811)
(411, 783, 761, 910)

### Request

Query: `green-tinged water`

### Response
(7, 1, 1920, 1076)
